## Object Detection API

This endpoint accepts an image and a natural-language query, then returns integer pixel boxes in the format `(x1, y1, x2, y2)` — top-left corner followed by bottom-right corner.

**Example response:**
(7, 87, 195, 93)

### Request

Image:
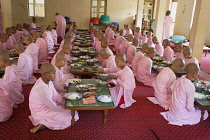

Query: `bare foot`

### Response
(30, 124, 46, 133)
(13, 103, 18, 109)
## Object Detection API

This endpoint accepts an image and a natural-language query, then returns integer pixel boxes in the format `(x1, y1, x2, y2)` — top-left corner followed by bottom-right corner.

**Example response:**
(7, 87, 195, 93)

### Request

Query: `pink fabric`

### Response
(124, 29, 133, 36)
(147, 37, 155, 48)
(36, 38, 49, 64)
(154, 67, 176, 110)
(95, 40, 101, 55)
(3, 65, 24, 104)
(163, 46, 174, 61)
(103, 55, 116, 68)
(14, 31, 24, 42)
(53, 65, 67, 94)
(115, 36, 126, 54)
(155, 43, 164, 56)
(132, 51, 144, 77)
(136, 56, 157, 87)
(29, 78, 78, 130)
(160, 76, 209, 126)
(11, 34, 17, 44)
(51, 29, 58, 45)
(107, 30, 115, 45)
(17, 52, 36, 84)
(55, 15, 66, 39)
(42, 31, 54, 52)
(176, 50, 184, 60)
(162, 16, 173, 40)
(140, 36, 147, 45)
(7, 36, 14, 50)
(120, 40, 131, 55)
(58, 39, 65, 50)
(0, 79, 13, 122)
(22, 29, 30, 36)
(0, 41, 8, 52)
(105, 27, 111, 38)
(126, 45, 136, 66)
(25, 43, 39, 71)
(30, 22, 36, 29)
(183, 57, 199, 70)
(134, 31, 141, 41)
(104, 66, 136, 108)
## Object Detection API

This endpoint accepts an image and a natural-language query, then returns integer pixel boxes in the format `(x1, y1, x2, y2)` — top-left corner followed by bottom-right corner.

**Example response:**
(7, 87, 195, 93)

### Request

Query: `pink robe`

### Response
(25, 43, 39, 71)
(176, 50, 184, 60)
(42, 31, 54, 52)
(154, 67, 176, 110)
(103, 55, 116, 68)
(120, 40, 131, 55)
(0, 41, 8, 52)
(15, 30, 24, 42)
(0, 79, 13, 122)
(104, 66, 136, 108)
(105, 27, 111, 38)
(107, 30, 115, 45)
(7, 36, 14, 50)
(55, 15, 66, 39)
(134, 31, 141, 41)
(140, 36, 147, 45)
(51, 29, 58, 45)
(17, 52, 36, 84)
(136, 56, 157, 87)
(163, 46, 174, 61)
(36, 38, 49, 64)
(22, 29, 30, 36)
(29, 78, 79, 130)
(95, 40, 101, 55)
(3, 65, 24, 104)
(147, 37, 155, 48)
(126, 45, 136, 66)
(124, 29, 133, 36)
(30, 22, 36, 29)
(183, 57, 199, 70)
(11, 34, 17, 44)
(132, 51, 144, 77)
(53, 65, 67, 94)
(115, 36, 126, 54)
(155, 43, 164, 56)
(160, 76, 209, 126)
(162, 16, 173, 40)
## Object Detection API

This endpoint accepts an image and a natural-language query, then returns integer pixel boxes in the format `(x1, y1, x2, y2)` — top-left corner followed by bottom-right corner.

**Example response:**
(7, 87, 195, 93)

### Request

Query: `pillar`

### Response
(135, 0, 144, 29)
(153, 0, 167, 41)
(173, 0, 196, 39)
(1, 0, 13, 31)
(189, 0, 210, 63)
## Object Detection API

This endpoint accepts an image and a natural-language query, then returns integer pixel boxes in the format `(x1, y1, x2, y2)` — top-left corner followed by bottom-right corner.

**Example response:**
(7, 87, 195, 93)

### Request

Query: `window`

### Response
(91, 0, 107, 18)
(143, 2, 154, 21)
(28, 0, 45, 17)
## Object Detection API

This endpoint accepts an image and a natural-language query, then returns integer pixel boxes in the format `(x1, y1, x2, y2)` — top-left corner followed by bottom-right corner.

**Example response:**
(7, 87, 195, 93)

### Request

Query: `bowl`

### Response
(89, 50, 96, 54)
(80, 55, 91, 60)
(82, 67, 92, 72)
(166, 60, 172, 65)
(64, 92, 83, 100)
(152, 65, 158, 69)
(71, 57, 80, 62)
(157, 66, 164, 71)
(205, 85, 210, 93)
(72, 50, 80, 54)
(67, 78, 82, 84)
(194, 82, 206, 92)
(96, 80, 108, 85)
(80, 49, 88, 55)
(96, 74, 109, 81)
(86, 59, 97, 66)
(76, 84, 89, 92)
(83, 92, 98, 97)
(71, 63, 82, 67)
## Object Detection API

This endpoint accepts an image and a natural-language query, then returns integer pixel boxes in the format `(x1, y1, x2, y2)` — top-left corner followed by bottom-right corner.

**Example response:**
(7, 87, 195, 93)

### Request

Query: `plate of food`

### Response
(67, 78, 82, 84)
(97, 95, 114, 103)
(83, 92, 98, 98)
(82, 67, 92, 72)
(71, 63, 82, 67)
(86, 84, 94, 88)
(89, 87, 100, 92)
(76, 84, 89, 92)
(64, 92, 83, 100)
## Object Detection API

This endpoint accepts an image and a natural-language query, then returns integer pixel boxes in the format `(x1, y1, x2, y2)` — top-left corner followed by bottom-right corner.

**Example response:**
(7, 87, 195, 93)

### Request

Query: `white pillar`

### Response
(135, 0, 144, 29)
(1, 0, 13, 31)
(189, 0, 210, 63)
(153, 0, 167, 41)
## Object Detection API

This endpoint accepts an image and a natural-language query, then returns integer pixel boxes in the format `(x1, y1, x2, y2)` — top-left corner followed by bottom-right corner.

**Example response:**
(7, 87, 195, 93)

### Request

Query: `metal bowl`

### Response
(152, 65, 158, 69)
(76, 84, 89, 92)
(205, 85, 210, 93)
(86, 59, 97, 66)
(82, 67, 92, 72)
(89, 50, 96, 54)
(80, 55, 91, 60)
(80, 49, 88, 55)
(71, 57, 80, 62)
(166, 60, 172, 65)
(194, 82, 206, 92)
(96, 73, 109, 81)
(72, 50, 80, 54)
(157, 66, 164, 71)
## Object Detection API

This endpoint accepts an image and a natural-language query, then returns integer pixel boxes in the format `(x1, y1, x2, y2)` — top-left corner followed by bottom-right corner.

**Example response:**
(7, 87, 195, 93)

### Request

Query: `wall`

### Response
(11, 0, 138, 30)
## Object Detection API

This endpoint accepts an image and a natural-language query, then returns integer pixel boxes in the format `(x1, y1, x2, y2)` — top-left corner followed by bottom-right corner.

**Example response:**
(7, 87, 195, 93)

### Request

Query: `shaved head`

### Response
(5, 27, 12, 33)
(32, 31, 41, 38)
(116, 53, 126, 62)
(183, 47, 192, 55)
(148, 47, 156, 54)
(175, 42, 183, 49)
(101, 38, 109, 45)
(14, 42, 25, 51)
(141, 43, 150, 53)
(56, 52, 65, 62)
(40, 63, 55, 74)
(24, 34, 33, 42)
(133, 38, 139, 44)
(120, 29, 125, 35)
(62, 42, 72, 49)
(40, 25, 46, 31)
(127, 34, 134, 40)
(99, 33, 105, 39)
(163, 39, 170, 46)
(0, 52, 10, 63)
(100, 48, 111, 57)
(186, 63, 199, 73)
(172, 58, 185, 68)
(1, 33, 8, 39)
(152, 36, 158, 41)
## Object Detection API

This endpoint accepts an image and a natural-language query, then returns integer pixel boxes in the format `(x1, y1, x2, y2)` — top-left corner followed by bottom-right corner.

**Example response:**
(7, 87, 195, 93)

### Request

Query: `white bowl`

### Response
(67, 78, 82, 84)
